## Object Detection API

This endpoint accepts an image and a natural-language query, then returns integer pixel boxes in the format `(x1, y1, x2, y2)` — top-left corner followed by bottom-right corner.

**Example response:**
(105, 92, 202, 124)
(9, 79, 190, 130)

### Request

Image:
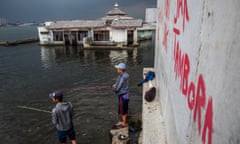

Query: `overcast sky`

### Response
(0, 0, 156, 23)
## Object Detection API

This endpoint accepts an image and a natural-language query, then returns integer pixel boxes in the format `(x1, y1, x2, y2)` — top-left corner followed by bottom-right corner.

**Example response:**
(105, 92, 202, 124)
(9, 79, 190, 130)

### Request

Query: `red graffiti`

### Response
(202, 97, 213, 144)
(159, 0, 171, 52)
(173, 33, 190, 95)
(160, 0, 214, 143)
(173, 33, 213, 144)
(162, 23, 169, 50)
(173, 27, 181, 35)
(181, 54, 190, 95)
(174, 0, 190, 32)
(165, 0, 170, 19)
(158, 10, 163, 23)
(157, 10, 163, 41)
(194, 74, 207, 133)
(157, 0, 214, 143)
(187, 82, 195, 110)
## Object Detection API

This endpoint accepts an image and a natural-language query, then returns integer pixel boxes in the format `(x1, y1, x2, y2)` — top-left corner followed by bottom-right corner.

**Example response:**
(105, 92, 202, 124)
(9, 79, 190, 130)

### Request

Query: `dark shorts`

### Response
(57, 127, 76, 143)
(118, 93, 129, 115)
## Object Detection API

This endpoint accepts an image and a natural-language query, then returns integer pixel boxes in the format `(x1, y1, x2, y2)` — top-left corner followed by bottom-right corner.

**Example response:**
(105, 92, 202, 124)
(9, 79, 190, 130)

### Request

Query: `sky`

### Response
(0, 0, 156, 23)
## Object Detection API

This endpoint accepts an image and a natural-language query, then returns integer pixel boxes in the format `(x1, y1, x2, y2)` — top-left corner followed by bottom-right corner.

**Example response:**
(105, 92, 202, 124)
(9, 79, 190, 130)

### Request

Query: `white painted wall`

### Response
(38, 27, 53, 44)
(154, 0, 240, 144)
(111, 29, 126, 42)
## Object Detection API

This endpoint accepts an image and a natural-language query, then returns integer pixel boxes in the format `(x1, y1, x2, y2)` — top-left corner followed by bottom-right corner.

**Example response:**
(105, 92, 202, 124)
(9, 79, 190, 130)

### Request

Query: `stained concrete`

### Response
(141, 68, 166, 144)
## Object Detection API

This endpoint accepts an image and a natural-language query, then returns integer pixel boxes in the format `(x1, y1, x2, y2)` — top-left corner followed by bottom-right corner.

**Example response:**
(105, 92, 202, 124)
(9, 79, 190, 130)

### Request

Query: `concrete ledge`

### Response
(141, 68, 166, 144)
(110, 127, 129, 144)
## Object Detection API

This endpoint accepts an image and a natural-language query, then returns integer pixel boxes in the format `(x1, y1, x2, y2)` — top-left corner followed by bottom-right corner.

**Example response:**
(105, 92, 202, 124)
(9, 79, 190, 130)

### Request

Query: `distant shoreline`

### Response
(0, 23, 40, 27)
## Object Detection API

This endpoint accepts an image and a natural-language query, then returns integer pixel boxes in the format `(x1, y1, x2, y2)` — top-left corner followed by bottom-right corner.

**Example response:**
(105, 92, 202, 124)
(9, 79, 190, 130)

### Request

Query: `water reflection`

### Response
(40, 40, 153, 69)
(0, 40, 154, 144)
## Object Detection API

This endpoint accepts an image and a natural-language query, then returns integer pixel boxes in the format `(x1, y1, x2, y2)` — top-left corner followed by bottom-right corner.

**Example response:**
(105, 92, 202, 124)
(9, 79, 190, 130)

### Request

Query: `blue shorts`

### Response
(118, 93, 129, 115)
(57, 127, 76, 143)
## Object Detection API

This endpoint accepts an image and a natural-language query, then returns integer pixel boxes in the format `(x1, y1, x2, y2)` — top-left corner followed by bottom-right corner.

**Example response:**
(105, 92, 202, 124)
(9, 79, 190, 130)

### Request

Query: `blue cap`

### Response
(115, 63, 126, 70)
(49, 90, 63, 99)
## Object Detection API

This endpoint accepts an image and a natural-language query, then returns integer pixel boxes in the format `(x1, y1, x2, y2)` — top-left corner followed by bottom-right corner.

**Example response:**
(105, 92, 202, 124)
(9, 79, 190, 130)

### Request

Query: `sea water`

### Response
(0, 26, 154, 143)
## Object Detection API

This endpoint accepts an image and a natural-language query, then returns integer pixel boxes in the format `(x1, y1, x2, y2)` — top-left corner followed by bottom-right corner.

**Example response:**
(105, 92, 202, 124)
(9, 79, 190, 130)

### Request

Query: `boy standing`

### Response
(112, 63, 129, 128)
(49, 91, 77, 144)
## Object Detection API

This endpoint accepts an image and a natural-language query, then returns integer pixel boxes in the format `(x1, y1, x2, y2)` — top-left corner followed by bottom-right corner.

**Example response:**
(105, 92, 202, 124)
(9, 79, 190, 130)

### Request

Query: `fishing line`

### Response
(61, 85, 112, 93)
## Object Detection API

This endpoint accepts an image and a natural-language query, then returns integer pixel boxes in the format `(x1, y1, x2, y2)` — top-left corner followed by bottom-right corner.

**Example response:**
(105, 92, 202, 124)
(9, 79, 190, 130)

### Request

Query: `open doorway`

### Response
(127, 30, 134, 45)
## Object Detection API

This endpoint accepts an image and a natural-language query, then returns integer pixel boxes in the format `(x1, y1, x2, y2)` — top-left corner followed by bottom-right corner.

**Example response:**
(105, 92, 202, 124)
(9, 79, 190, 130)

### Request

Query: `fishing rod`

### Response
(17, 105, 52, 114)
(16, 85, 113, 114)
(60, 85, 140, 93)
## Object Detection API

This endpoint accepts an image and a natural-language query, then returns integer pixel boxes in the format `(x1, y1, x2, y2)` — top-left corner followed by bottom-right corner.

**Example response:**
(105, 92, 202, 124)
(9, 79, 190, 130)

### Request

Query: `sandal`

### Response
(118, 134, 128, 140)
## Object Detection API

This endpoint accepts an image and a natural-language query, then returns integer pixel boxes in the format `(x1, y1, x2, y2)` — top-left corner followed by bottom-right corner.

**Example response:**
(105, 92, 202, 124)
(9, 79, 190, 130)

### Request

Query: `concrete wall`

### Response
(111, 29, 126, 42)
(154, 0, 240, 144)
(38, 27, 53, 44)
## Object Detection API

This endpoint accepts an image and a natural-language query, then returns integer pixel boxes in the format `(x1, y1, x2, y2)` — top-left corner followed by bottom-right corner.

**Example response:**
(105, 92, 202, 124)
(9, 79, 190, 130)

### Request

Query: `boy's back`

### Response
(49, 91, 77, 144)
(52, 101, 73, 131)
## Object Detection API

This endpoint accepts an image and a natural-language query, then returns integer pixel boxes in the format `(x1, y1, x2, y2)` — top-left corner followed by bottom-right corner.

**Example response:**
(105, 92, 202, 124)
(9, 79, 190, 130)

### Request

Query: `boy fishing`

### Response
(112, 63, 129, 128)
(49, 90, 77, 144)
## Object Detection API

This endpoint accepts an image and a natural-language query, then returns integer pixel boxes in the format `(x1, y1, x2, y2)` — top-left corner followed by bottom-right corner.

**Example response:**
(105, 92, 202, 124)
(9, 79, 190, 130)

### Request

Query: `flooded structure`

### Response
(38, 3, 152, 48)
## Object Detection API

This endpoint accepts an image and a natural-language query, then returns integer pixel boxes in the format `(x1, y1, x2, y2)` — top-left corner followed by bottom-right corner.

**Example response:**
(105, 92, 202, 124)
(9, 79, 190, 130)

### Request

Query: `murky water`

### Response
(0, 26, 154, 144)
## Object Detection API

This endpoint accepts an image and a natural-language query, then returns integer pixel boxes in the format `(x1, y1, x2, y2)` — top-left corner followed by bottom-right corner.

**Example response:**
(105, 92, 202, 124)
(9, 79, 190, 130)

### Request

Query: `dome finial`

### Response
(114, 2, 119, 8)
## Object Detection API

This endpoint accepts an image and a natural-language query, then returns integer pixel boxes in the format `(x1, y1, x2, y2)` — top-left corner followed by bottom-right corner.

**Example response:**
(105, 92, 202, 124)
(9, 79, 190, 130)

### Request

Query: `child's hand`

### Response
(111, 84, 116, 88)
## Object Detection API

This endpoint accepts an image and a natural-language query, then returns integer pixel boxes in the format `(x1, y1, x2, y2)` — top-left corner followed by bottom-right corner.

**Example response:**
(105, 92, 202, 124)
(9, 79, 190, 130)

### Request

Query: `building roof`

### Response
(101, 2, 134, 20)
(106, 3, 126, 16)
(45, 19, 143, 30)
(111, 19, 143, 28)
(44, 3, 143, 30)
(46, 20, 106, 29)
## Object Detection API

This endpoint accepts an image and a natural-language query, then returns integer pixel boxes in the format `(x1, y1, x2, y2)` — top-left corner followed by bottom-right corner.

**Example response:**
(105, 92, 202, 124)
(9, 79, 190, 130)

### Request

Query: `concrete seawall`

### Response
(144, 0, 240, 144)
(0, 38, 39, 46)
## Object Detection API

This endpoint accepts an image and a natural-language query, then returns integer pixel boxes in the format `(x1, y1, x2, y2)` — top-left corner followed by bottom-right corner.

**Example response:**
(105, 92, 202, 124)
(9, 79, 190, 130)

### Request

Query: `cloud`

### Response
(0, 0, 157, 22)
(123, 2, 156, 19)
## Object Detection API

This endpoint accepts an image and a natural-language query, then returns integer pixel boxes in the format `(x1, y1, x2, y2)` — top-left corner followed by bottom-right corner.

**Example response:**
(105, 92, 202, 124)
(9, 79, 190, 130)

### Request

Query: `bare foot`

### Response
(121, 123, 128, 127)
(115, 121, 123, 126)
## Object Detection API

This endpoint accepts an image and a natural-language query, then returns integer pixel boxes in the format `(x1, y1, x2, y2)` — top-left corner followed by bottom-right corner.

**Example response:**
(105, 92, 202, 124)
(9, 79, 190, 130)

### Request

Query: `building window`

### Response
(40, 31, 49, 35)
(94, 30, 109, 41)
(78, 31, 88, 41)
(53, 31, 63, 41)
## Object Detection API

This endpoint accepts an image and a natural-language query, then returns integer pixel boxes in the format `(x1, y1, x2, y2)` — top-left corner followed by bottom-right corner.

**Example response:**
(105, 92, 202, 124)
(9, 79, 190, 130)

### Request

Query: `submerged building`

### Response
(38, 3, 153, 48)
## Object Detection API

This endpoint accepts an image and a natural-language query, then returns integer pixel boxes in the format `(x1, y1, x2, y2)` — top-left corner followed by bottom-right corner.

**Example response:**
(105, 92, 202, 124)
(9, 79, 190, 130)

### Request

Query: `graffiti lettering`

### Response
(187, 82, 195, 110)
(173, 1, 213, 142)
(158, 10, 163, 23)
(194, 74, 206, 133)
(162, 23, 169, 50)
(181, 54, 190, 95)
(157, 10, 163, 41)
(160, 0, 171, 52)
(165, 0, 170, 19)
(174, 0, 190, 31)
(202, 97, 213, 144)
(173, 32, 213, 144)
(173, 36, 190, 95)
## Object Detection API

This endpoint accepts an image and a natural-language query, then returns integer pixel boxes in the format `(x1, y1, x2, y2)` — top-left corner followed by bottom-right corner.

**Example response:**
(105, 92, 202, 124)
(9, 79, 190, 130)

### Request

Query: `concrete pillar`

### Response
(133, 29, 138, 45)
